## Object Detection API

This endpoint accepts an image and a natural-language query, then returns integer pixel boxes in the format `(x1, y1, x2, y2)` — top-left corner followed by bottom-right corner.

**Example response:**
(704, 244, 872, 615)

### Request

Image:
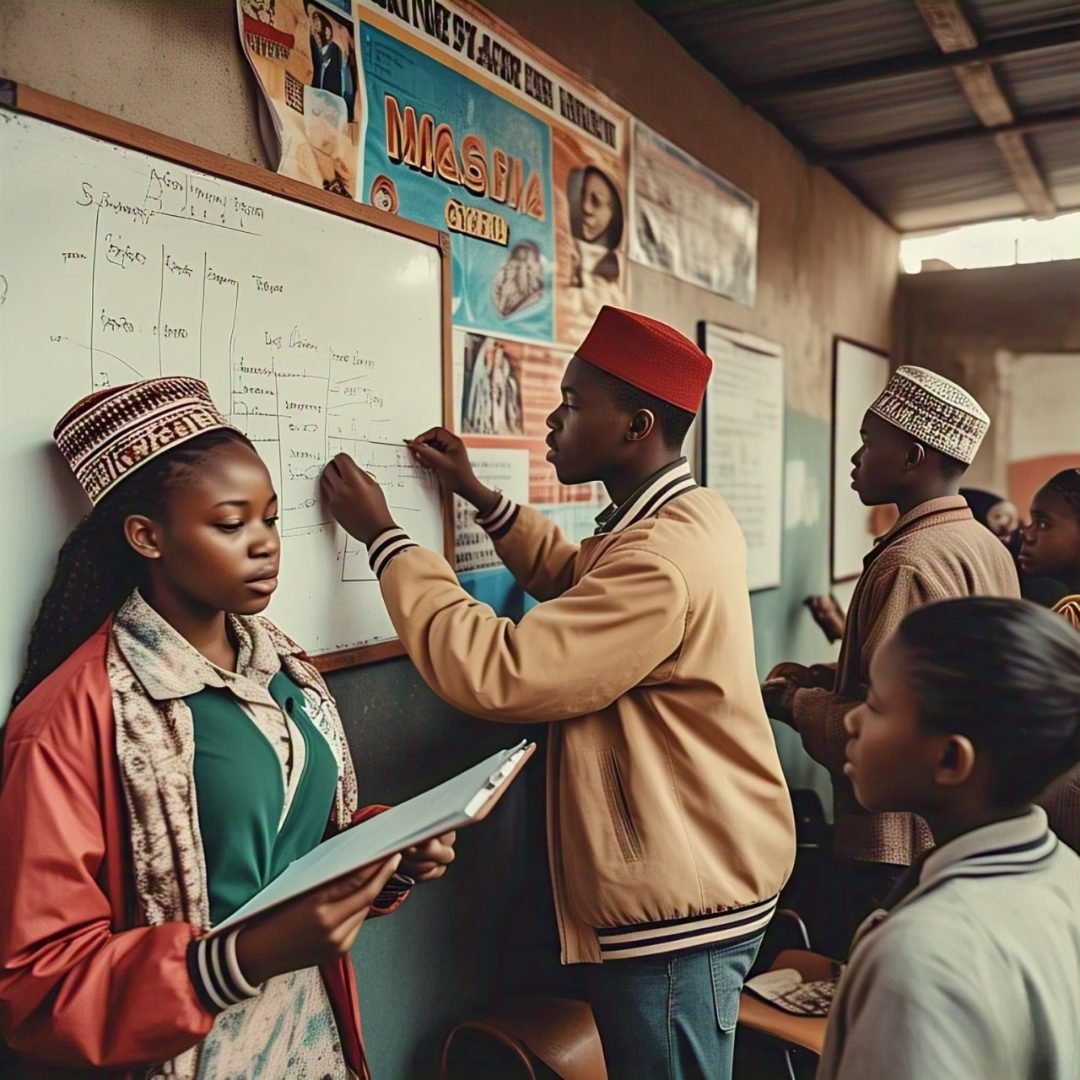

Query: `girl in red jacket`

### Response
(0, 377, 454, 1079)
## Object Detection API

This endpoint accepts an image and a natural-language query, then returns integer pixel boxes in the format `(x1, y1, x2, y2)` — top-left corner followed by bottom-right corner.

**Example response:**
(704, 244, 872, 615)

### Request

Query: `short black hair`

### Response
(1041, 468, 1080, 524)
(930, 447, 968, 481)
(898, 597, 1080, 806)
(591, 366, 695, 449)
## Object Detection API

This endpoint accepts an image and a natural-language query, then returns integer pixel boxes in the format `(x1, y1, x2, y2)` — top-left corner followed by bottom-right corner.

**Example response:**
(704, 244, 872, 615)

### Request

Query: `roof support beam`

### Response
(811, 106, 1080, 165)
(739, 24, 1080, 102)
(915, 0, 1056, 218)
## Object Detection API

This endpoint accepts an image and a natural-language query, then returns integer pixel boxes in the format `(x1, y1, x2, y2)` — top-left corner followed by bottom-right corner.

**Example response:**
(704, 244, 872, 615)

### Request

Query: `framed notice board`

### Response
(699, 322, 784, 592)
(831, 336, 891, 583)
(0, 80, 453, 705)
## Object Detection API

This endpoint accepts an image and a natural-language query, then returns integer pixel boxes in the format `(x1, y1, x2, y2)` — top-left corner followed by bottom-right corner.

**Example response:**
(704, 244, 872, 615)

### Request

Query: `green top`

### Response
(187, 671, 339, 926)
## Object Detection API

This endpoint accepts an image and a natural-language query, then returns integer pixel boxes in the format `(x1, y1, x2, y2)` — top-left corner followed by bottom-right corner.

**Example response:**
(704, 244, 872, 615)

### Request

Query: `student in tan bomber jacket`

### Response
(321, 306, 796, 1080)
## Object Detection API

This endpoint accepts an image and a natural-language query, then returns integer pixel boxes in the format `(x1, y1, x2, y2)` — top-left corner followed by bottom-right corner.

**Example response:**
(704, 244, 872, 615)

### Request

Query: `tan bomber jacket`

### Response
(368, 461, 796, 964)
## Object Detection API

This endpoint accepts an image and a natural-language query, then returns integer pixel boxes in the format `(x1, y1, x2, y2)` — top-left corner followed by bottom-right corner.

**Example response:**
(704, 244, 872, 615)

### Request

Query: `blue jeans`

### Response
(585, 931, 764, 1080)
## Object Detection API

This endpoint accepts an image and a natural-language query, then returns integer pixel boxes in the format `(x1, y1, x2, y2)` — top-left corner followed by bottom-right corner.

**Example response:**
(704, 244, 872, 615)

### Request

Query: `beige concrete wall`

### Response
(0, 0, 266, 164)
(897, 259, 1080, 495)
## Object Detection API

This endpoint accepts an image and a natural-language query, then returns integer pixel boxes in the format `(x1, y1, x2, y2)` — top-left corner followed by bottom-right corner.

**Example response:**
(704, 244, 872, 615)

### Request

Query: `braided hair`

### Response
(13, 428, 255, 707)
(1040, 468, 1080, 523)
(898, 596, 1080, 806)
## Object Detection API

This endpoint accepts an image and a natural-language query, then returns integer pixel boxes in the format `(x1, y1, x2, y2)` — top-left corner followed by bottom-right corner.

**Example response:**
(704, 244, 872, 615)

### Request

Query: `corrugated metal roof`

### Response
(998, 49, 1080, 113)
(1032, 126, 1080, 199)
(644, 0, 932, 83)
(844, 137, 1023, 230)
(636, 0, 1080, 231)
(768, 70, 975, 152)
(969, 0, 1080, 38)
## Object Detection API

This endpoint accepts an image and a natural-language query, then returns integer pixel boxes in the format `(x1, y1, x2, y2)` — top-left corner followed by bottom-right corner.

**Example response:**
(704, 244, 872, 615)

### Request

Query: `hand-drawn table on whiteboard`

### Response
(0, 87, 452, 706)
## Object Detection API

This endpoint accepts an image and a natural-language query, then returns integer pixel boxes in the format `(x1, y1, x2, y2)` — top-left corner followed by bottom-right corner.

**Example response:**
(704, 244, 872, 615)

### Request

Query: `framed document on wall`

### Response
(699, 322, 784, 592)
(831, 337, 892, 582)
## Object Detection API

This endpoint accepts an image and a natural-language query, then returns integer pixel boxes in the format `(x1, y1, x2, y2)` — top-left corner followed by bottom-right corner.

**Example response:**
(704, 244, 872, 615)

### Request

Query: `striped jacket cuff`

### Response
(187, 930, 262, 1014)
(372, 871, 415, 912)
(475, 492, 520, 541)
(368, 527, 418, 578)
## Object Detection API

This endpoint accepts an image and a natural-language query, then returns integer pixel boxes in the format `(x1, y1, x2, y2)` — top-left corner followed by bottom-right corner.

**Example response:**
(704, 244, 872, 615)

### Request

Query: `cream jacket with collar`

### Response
(818, 807, 1080, 1080)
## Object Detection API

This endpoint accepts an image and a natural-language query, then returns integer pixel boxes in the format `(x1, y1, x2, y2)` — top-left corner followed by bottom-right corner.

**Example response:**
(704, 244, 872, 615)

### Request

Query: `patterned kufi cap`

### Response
(54, 377, 237, 504)
(869, 366, 989, 465)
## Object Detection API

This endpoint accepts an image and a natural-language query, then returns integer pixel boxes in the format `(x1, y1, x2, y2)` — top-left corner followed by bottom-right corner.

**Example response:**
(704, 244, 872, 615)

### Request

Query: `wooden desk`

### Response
(737, 949, 832, 1056)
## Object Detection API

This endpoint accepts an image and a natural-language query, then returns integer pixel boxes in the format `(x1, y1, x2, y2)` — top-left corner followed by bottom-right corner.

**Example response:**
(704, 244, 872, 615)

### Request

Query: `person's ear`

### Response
(627, 409, 655, 443)
(124, 514, 164, 562)
(904, 440, 927, 471)
(934, 734, 977, 788)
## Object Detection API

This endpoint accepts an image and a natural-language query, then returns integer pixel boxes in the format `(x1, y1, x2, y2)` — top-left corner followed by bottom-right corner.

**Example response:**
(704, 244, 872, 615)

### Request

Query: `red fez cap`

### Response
(576, 306, 712, 414)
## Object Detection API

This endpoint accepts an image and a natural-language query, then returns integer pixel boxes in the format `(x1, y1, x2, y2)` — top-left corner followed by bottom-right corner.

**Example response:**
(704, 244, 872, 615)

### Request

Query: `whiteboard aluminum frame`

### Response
(830, 336, 891, 584)
(1, 79, 454, 672)
(697, 321, 785, 593)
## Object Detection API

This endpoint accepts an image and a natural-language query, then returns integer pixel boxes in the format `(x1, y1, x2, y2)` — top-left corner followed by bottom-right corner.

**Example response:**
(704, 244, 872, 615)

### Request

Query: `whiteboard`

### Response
(831, 338, 890, 582)
(699, 323, 784, 592)
(0, 103, 449, 708)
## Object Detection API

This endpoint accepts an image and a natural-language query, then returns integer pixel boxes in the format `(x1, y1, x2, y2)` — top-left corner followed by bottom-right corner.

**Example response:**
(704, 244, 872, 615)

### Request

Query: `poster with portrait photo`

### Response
(553, 125, 629, 348)
(237, 0, 362, 197)
(456, 332, 604, 511)
(306, 1, 360, 125)
(454, 330, 605, 615)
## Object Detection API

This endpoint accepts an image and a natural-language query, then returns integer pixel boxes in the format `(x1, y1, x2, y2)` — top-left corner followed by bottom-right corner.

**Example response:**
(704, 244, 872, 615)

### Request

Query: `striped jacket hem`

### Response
(595, 894, 778, 961)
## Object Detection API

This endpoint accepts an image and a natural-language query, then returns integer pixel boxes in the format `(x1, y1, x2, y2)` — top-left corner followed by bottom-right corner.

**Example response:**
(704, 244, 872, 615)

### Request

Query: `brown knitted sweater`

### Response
(792, 496, 1020, 866)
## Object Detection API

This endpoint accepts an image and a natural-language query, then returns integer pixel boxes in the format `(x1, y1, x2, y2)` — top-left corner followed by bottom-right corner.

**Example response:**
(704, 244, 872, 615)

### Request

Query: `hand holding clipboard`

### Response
(213, 742, 535, 989)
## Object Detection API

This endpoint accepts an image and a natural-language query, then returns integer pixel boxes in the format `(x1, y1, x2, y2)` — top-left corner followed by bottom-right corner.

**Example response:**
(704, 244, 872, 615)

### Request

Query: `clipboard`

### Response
(209, 741, 535, 935)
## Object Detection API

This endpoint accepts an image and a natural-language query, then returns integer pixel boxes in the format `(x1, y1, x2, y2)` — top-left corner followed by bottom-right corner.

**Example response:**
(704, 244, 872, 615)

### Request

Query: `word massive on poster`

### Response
(357, 0, 630, 349)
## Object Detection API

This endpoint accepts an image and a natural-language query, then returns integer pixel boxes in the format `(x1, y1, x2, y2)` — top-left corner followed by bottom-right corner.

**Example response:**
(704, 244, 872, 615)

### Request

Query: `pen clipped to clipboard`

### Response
(464, 743, 532, 817)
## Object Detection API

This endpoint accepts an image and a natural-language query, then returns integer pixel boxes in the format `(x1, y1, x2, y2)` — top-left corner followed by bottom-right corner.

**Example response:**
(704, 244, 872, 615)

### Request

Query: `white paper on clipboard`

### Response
(209, 741, 535, 935)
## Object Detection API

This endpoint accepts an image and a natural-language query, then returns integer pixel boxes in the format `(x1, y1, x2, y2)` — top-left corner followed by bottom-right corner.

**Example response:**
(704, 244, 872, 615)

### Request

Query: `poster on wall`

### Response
(550, 119, 628, 347)
(354, 0, 629, 347)
(453, 448, 529, 575)
(455, 330, 604, 507)
(631, 122, 758, 306)
(699, 323, 784, 591)
(358, 17, 554, 341)
(238, 0, 631, 347)
(451, 329, 604, 609)
(831, 337, 896, 582)
(237, 0, 626, 609)
(237, 0, 363, 196)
